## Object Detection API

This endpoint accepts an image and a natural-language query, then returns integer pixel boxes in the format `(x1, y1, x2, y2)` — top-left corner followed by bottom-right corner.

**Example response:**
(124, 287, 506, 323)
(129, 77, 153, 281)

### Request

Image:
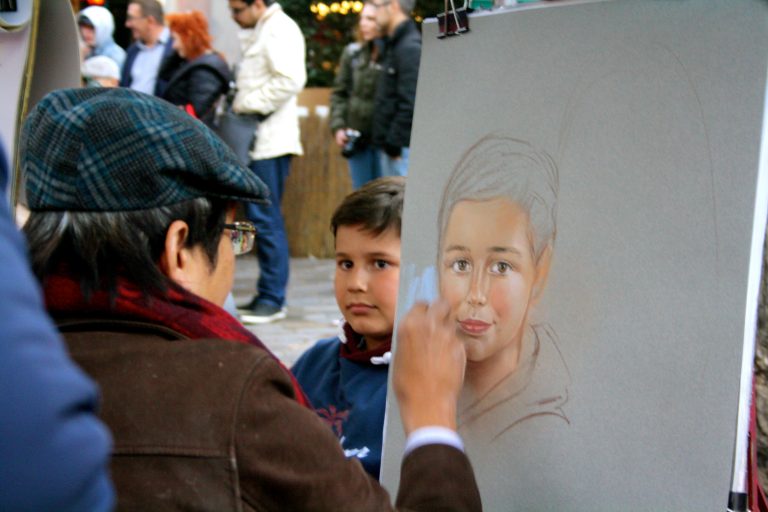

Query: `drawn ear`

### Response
(531, 244, 553, 304)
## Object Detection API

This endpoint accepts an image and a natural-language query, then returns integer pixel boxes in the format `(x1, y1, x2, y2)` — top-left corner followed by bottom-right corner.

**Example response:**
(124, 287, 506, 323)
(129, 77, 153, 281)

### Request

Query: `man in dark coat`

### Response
(371, 0, 421, 177)
(19, 87, 481, 511)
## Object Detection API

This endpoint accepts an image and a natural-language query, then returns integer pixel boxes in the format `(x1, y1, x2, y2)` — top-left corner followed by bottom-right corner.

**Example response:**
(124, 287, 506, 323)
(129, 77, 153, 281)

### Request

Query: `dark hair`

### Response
(130, 0, 164, 24)
(242, 0, 274, 6)
(23, 197, 228, 300)
(331, 176, 405, 238)
(77, 15, 94, 28)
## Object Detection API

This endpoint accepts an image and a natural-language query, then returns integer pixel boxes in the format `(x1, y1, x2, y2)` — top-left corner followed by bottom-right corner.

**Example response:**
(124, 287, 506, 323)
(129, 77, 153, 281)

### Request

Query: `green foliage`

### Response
(281, 0, 447, 87)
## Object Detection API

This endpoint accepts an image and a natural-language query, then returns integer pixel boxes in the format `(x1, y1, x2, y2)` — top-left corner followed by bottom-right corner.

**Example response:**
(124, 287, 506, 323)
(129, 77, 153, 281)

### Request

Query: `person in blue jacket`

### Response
(0, 142, 114, 511)
(292, 176, 404, 478)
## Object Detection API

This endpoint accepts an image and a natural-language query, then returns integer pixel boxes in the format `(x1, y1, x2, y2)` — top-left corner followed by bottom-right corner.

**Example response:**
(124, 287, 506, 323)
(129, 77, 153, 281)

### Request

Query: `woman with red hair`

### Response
(159, 10, 230, 127)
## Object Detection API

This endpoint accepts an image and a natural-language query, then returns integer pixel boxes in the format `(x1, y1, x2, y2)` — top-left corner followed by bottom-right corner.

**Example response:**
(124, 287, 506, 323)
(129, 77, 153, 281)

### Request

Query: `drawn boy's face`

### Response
(335, 225, 401, 350)
(439, 198, 548, 365)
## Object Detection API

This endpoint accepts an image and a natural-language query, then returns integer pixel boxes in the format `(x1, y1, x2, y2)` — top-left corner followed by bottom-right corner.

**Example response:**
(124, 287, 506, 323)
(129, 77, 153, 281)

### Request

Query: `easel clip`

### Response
(437, 0, 470, 38)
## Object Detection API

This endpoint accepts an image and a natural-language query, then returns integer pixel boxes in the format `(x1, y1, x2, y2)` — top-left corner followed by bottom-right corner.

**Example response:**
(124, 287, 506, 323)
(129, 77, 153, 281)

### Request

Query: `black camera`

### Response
(341, 129, 362, 158)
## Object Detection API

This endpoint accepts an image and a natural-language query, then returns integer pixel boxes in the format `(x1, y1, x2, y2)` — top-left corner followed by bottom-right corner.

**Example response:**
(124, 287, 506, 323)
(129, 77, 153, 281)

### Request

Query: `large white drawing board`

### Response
(380, 1, 768, 510)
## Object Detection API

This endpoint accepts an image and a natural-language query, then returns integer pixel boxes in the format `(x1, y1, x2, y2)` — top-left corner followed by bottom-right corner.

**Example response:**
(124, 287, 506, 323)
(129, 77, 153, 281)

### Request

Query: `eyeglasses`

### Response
(222, 221, 256, 255)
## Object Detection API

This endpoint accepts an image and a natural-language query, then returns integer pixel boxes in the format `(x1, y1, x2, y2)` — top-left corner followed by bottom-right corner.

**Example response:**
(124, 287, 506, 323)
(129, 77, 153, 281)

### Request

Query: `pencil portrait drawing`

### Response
(436, 134, 570, 442)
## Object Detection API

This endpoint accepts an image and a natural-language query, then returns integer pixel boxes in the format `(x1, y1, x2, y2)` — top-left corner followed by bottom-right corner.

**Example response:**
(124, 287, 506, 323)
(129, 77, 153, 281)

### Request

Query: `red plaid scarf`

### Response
(44, 273, 309, 408)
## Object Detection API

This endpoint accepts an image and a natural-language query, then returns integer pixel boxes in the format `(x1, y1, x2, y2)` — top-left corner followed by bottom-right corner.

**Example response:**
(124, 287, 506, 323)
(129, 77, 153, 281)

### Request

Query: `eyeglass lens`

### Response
(223, 222, 256, 256)
(230, 228, 255, 255)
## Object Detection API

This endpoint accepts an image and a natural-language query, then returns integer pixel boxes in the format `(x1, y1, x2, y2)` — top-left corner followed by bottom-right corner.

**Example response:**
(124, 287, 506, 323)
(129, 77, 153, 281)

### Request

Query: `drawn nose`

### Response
(466, 270, 487, 306)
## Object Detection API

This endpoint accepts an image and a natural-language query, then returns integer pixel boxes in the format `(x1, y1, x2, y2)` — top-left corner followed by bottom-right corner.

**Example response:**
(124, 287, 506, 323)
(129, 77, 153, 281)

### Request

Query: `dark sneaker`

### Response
(236, 296, 260, 313)
(240, 302, 288, 324)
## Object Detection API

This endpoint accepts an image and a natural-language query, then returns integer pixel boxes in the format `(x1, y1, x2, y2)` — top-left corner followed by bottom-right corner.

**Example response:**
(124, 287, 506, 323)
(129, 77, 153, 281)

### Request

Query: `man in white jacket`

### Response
(228, 0, 306, 323)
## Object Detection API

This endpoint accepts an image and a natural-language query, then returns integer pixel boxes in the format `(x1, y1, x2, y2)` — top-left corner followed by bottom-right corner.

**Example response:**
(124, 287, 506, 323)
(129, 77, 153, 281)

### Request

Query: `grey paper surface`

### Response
(380, 1, 768, 510)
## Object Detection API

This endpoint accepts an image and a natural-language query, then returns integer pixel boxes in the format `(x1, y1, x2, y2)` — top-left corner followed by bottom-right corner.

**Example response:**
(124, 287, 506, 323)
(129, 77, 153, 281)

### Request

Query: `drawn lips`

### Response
(459, 319, 491, 335)
(348, 303, 374, 314)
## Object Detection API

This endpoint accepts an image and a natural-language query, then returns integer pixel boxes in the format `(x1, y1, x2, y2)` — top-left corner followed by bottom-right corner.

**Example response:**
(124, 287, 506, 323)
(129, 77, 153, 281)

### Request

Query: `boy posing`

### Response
(292, 176, 404, 478)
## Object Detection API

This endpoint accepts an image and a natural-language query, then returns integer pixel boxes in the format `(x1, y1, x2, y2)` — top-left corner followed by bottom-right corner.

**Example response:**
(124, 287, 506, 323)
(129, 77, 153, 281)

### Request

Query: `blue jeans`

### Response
(244, 156, 291, 308)
(378, 147, 410, 177)
(347, 146, 382, 189)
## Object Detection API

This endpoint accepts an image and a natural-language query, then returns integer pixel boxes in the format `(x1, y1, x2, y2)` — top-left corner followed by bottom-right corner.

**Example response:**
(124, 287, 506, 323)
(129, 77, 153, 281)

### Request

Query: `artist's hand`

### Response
(335, 129, 349, 148)
(394, 299, 465, 435)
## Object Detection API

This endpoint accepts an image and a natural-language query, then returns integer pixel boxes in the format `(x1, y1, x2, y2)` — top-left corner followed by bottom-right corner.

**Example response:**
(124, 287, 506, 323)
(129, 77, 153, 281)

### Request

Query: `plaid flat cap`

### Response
(20, 87, 269, 211)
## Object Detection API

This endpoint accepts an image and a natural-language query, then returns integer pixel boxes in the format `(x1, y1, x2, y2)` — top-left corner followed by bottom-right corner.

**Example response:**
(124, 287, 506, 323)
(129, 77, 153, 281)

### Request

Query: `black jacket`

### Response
(372, 20, 422, 155)
(159, 52, 231, 127)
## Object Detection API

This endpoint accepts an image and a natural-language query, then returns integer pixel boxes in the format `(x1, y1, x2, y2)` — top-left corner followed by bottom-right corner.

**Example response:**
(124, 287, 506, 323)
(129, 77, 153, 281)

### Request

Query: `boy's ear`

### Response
(158, 220, 192, 284)
(531, 244, 553, 304)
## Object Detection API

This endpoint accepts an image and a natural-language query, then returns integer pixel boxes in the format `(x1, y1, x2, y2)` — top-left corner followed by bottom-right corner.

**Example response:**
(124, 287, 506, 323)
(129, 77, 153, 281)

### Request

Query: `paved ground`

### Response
(231, 255, 341, 366)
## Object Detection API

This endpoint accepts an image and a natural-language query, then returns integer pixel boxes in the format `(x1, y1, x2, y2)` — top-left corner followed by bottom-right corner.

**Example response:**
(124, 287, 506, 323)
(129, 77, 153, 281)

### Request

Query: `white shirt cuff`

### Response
(404, 426, 464, 456)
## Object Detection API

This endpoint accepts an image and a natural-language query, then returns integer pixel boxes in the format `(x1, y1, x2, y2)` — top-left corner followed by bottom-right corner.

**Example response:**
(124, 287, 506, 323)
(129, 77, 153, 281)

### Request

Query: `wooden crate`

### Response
(283, 88, 352, 258)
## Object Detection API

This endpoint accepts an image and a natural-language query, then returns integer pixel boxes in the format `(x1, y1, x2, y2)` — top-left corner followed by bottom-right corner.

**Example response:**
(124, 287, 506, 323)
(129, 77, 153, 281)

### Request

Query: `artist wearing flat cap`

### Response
(19, 87, 480, 511)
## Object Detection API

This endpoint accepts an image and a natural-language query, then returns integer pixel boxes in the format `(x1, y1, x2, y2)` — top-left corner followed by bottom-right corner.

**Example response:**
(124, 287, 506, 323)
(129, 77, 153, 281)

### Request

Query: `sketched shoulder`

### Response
(458, 324, 570, 442)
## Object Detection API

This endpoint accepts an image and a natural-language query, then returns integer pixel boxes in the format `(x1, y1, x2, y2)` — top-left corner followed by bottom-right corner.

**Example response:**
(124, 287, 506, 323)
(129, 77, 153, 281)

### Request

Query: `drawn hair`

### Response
(437, 135, 558, 263)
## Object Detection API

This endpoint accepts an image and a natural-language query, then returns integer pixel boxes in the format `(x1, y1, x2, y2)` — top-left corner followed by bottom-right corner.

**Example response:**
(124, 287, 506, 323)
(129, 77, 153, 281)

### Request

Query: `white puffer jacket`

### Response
(233, 3, 306, 160)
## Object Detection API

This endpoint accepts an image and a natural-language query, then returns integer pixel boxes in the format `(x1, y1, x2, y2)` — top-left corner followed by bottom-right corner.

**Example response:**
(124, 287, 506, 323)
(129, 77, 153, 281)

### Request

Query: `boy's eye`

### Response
(490, 261, 513, 275)
(450, 259, 471, 273)
(373, 259, 389, 270)
(337, 260, 353, 270)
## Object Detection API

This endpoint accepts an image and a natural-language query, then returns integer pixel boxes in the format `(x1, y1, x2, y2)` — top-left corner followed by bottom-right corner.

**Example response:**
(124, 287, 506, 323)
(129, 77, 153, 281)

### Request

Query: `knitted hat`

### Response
(20, 87, 268, 211)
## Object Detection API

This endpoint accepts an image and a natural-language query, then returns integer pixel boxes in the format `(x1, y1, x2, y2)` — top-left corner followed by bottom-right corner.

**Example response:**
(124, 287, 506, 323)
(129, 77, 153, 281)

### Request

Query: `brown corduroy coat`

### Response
(59, 318, 482, 512)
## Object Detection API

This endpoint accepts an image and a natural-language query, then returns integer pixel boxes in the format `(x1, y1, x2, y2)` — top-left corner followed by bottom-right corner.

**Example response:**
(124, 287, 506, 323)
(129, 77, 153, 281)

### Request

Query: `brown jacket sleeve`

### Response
(235, 354, 482, 512)
(396, 445, 482, 512)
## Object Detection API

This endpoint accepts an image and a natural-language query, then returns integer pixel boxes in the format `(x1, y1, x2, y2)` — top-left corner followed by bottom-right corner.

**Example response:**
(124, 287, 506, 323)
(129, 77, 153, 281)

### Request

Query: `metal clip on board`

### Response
(437, 0, 469, 38)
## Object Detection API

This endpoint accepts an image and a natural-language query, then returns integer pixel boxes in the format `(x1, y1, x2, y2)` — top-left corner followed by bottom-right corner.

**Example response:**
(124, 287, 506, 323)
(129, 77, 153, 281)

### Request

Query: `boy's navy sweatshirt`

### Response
(291, 323, 390, 478)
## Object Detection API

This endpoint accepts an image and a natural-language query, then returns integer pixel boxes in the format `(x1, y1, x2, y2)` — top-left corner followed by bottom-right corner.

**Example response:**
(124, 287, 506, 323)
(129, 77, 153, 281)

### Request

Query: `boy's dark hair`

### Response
(331, 176, 405, 238)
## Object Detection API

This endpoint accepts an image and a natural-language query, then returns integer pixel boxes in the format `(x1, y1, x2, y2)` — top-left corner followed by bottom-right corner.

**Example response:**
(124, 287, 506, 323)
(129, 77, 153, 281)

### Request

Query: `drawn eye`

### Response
(450, 259, 471, 273)
(490, 261, 513, 275)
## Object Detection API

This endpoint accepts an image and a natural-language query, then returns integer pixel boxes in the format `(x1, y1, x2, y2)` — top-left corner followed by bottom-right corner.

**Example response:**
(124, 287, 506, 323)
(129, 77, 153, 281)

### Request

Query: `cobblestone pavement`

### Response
(232, 255, 341, 367)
